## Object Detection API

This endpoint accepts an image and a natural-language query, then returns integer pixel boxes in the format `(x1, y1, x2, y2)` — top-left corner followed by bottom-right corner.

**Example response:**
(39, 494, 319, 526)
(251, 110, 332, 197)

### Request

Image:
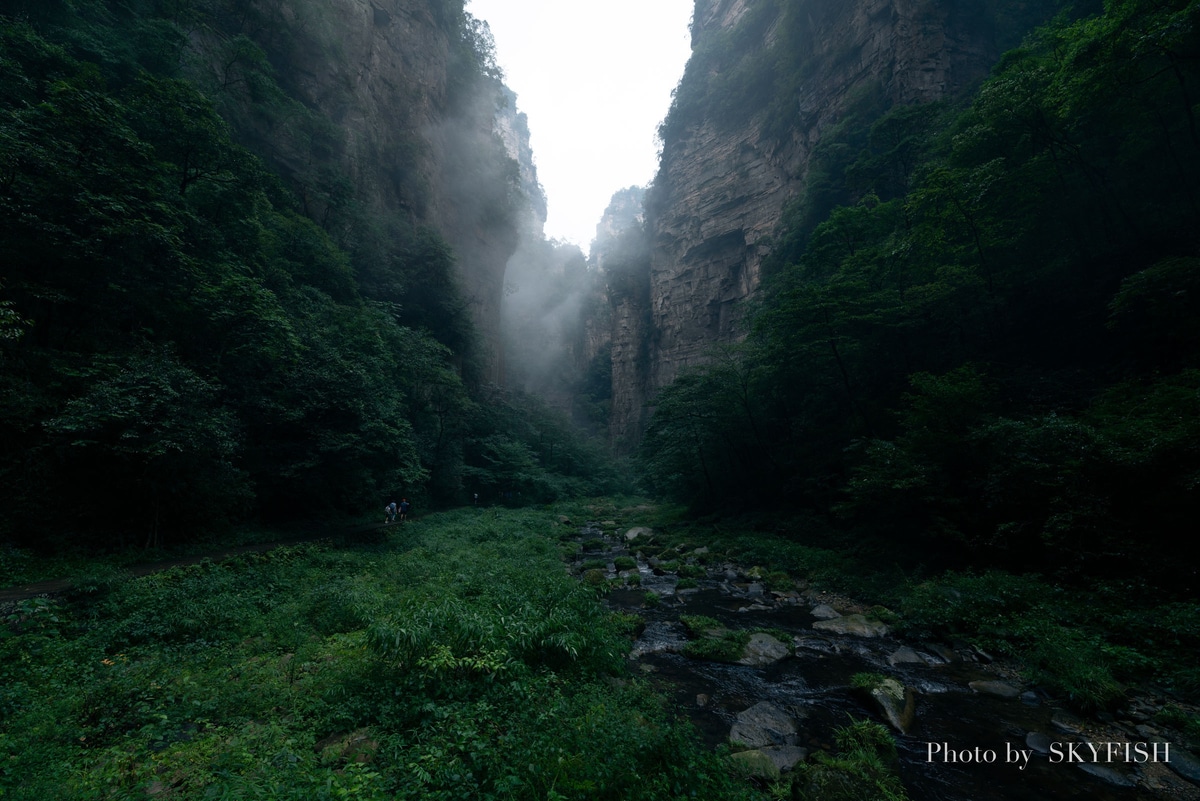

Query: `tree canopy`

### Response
(639, 0, 1200, 588)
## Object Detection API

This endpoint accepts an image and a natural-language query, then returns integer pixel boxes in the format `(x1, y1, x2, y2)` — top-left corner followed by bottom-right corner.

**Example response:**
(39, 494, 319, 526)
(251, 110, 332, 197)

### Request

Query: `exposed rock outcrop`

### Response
(608, 0, 1045, 442)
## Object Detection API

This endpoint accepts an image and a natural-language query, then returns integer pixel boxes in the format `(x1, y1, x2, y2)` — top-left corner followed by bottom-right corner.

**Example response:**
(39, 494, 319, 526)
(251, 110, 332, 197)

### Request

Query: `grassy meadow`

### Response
(0, 505, 757, 801)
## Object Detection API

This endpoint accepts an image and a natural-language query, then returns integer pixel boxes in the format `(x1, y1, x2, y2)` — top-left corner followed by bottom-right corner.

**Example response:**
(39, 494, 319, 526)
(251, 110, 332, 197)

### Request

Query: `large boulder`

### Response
(730, 749, 780, 780)
(810, 603, 841, 620)
(730, 701, 799, 749)
(624, 526, 652, 542)
(731, 745, 809, 779)
(1164, 744, 1200, 783)
(865, 677, 916, 734)
(737, 632, 791, 666)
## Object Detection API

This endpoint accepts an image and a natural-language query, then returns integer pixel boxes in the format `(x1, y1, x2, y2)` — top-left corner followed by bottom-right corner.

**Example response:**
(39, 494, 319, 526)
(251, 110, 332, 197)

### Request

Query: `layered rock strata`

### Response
(611, 0, 1012, 442)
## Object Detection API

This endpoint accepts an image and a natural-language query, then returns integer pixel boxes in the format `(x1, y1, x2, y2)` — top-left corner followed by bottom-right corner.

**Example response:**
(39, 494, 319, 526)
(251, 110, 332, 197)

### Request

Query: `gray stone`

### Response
(693, 546, 709, 555)
(736, 603, 772, 612)
(722, 568, 739, 581)
(968, 680, 1021, 699)
(730, 749, 779, 780)
(812, 613, 889, 638)
(738, 632, 792, 666)
(1025, 732, 1053, 755)
(887, 646, 926, 666)
(869, 677, 916, 734)
(746, 582, 765, 597)
(1135, 724, 1160, 738)
(1163, 743, 1200, 783)
(729, 701, 799, 749)
(810, 603, 841, 620)
(926, 643, 957, 663)
(1051, 710, 1087, 734)
(624, 526, 652, 542)
(1020, 691, 1040, 706)
(794, 636, 836, 654)
(1077, 763, 1137, 787)
(760, 745, 809, 773)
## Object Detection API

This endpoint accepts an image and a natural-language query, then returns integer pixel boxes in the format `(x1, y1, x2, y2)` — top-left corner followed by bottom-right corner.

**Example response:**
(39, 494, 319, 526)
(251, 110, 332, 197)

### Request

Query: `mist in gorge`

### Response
(4, 1, 1200, 799)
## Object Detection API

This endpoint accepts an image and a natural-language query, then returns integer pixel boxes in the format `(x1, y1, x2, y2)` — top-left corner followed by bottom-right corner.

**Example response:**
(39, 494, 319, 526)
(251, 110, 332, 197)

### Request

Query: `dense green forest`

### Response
(640, 0, 1200, 591)
(4, 1, 1200, 798)
(0, 1, 622, 553)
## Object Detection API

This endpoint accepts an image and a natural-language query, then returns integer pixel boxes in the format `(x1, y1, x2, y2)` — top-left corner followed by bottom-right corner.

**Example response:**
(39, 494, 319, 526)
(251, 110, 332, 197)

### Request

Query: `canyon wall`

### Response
(211, 0, 526, 383)
(608, 0, 1039, 444)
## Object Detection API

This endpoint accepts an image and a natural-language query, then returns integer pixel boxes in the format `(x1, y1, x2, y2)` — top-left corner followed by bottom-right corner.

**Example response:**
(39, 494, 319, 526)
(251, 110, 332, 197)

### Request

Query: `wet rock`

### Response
(746, 582, 765, 597)
(729, 701, 799, 749)
(926, 643, 957, 663)
(722, 568, 739, 581)
(730, 749, 780, 780)
(1078, 762, 1137, 787)
(737, 603, 772, 613)
(696, 693, 709, 708)
(1021, 691, 1040, 706)
(968, 680, 1021, 699)
(761, 745, 809, 773)
(812, 613, 889, 638)
(624, 526, 652, 542)
(887, 646, 926, 666)
(1164, 744, 1200, 784)
(971, 645, 996, 663)
(1135, 724, 1160, 738)
(738, 632, 791, 666)
(1025, 732, 1053, 755)
(910, 678, 953, 694)
(810, 603, 841, 620)
(1051, 710, 1088, 734)
(867, 677, 916, 734)
(629, 621, 686, 658)
(794, 636, 836, 654)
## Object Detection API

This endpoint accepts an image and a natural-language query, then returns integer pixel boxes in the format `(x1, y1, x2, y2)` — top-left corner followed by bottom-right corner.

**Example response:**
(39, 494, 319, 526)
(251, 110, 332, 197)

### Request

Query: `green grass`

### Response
(0, 507, 763, 801)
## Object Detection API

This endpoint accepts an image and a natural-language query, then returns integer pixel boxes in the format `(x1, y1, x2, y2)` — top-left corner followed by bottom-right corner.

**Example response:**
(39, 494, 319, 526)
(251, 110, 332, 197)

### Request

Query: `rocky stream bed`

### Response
(568, 520, 1200, 801)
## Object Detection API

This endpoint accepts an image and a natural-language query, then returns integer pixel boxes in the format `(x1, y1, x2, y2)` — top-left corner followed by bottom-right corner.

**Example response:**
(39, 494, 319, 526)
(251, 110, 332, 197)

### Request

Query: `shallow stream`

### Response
(573, 523, 1194, 801)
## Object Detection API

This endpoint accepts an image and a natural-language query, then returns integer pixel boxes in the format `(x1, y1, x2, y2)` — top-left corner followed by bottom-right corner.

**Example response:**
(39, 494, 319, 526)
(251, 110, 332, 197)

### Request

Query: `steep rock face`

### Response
(592, 188, 649, 447)
(614, 0, 1010, 441)
(228, 0, 523, 382)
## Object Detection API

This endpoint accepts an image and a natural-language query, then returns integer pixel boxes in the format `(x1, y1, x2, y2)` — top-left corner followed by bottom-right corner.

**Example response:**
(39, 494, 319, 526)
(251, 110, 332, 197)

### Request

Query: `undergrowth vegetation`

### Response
(0, 507, 758, 800)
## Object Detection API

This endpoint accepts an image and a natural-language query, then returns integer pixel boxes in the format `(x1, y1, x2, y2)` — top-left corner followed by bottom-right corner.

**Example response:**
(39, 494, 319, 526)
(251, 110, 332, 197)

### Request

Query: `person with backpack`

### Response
(385, 501, 397, 524)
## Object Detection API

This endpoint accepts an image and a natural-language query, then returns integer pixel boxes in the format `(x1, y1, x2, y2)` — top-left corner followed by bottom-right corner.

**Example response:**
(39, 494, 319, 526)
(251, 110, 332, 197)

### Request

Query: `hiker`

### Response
(399, 498, 410, 522)
(385, 501, 397, 524)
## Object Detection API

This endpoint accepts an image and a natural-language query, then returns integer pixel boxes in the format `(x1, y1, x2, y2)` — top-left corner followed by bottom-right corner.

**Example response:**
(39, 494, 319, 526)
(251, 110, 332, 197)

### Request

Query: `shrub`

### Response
(793, 720, 908, 801)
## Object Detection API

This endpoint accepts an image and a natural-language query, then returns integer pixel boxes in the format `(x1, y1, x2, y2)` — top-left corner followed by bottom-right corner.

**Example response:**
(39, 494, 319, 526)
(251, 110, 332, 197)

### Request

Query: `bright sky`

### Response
(467, 0, 694, 251)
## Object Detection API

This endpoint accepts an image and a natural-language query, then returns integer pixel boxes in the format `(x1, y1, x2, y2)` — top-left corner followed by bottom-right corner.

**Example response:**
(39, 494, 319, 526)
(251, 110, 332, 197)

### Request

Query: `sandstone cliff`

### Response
(608, 0, 1051, 444)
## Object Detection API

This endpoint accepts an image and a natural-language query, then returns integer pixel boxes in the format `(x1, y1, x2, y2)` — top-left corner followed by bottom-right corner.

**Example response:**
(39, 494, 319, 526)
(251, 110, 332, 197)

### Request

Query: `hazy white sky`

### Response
(467, 0, 694, 250)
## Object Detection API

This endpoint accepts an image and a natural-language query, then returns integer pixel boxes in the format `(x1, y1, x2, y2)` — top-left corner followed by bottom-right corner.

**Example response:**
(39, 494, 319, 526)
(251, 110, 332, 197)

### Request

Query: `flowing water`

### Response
(574, 524, 1192, 801)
